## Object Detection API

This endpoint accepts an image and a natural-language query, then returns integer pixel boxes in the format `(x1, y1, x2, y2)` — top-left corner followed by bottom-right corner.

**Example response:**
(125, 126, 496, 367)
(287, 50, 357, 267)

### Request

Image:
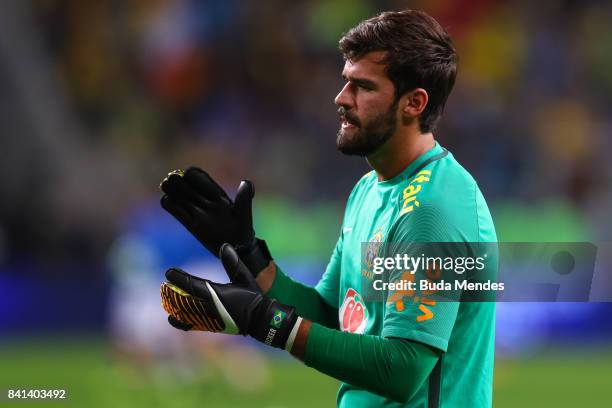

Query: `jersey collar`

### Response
(376, 141, 444, 190)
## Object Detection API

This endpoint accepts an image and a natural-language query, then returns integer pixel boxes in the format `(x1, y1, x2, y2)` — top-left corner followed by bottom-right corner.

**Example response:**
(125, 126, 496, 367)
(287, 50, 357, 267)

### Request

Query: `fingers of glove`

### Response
(233, 181, 255, 241)
(159, 169, 184, 189)
(165, 268, 211, 299)
(169, 297, 217, 332)
(167, 315, 193, 331)
(160, 284, 179, 315)
(184, 167, 231, 204)
(161, 195, 194, 224)
(161, 199, 229, 256)
(160, 282, 198, 313)
(220, 243, 260, 292)
(161, 172, 211, 208)
(160, 283, 224, 332)
(160, 171, 187, 197)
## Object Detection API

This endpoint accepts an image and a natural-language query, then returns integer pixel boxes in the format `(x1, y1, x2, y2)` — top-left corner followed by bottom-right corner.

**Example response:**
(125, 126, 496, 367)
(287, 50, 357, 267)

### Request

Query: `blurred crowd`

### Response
(0, 0, 611, 286)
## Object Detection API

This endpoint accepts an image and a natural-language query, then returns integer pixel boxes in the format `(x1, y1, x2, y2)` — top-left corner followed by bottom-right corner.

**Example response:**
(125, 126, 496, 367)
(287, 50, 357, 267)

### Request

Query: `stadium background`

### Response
(1, 0, 611, 406)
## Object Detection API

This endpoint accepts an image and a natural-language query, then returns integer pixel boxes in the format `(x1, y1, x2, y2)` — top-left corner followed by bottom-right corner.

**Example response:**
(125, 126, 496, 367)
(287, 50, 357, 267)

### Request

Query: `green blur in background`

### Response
(0, 339, 610, 407)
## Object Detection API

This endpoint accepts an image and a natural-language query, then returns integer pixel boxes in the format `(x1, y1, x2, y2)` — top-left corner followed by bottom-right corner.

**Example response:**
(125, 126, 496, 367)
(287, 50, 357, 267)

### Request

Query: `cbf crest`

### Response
(364, 227, 385, 269)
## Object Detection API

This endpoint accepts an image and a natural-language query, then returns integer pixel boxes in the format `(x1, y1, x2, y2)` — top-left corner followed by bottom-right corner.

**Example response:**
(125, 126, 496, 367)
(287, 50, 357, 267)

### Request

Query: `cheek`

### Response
(360, 88, 394, 108)
(356, 96, 390, 121)
(354, 94, 376, 115)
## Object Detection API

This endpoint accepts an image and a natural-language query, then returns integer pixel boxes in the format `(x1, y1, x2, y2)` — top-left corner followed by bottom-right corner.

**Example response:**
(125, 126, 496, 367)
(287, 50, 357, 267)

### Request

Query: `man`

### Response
(159, 9, 497, 407)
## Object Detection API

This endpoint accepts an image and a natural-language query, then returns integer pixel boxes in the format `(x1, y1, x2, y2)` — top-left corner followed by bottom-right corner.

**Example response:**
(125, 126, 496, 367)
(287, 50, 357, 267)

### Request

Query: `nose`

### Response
(334, 82, 353, 108)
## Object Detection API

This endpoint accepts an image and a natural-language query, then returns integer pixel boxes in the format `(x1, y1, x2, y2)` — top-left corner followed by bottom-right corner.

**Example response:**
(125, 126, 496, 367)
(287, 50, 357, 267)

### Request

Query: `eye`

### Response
(354, 81, 375, 91)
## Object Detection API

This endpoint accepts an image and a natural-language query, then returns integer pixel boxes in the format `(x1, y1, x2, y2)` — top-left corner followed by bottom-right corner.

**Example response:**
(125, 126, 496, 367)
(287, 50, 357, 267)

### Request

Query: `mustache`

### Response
(338, 107, 360, 126)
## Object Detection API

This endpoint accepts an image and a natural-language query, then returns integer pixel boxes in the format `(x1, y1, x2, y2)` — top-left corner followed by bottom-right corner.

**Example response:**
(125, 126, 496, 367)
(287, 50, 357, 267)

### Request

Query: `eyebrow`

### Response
(342, 74, 377, 89)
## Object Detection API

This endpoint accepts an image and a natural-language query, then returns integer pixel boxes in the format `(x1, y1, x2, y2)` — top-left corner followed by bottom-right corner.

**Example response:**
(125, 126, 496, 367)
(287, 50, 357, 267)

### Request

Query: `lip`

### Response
(340, 116, 358, 129)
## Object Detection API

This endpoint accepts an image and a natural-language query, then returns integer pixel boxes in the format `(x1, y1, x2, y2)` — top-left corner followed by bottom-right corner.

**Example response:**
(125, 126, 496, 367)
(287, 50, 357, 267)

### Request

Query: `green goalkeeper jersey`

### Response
(315, 142, 497, 407)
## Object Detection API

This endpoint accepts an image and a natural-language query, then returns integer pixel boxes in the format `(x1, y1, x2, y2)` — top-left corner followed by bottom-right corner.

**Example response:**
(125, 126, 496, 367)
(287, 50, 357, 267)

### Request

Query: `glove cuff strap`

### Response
(284, 317, 303, 352)
(254, 301, 298, 349)
(237, 238, 272, 277)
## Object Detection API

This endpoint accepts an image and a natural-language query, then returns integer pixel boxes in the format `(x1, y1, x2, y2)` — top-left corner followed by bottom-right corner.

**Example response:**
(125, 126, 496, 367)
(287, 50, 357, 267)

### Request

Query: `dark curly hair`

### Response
(339, 10, 457, 133)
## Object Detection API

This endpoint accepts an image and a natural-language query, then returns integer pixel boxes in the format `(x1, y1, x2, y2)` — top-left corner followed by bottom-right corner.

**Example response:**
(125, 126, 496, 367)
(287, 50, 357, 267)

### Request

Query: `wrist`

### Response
(236, 238, 272, 276)
(250, 298, 299, 349)
(284, 317, 303, 352)
(256, 261, 276, 293)
(289, 319, 312, 360)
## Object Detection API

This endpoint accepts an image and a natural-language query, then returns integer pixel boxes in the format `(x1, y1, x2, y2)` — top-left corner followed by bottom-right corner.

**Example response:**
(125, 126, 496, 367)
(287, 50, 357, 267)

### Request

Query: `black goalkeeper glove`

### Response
(160, 244, 302, 350)
(160, 167, 272, 276)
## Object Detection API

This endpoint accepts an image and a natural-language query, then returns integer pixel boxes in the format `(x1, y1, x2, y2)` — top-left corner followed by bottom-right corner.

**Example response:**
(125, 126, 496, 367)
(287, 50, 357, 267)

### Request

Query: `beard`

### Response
(336, 101, 398, 157)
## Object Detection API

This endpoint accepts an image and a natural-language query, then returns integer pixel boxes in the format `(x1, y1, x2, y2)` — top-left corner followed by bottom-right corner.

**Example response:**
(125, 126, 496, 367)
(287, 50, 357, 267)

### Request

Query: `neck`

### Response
(367, 129, 435, 181)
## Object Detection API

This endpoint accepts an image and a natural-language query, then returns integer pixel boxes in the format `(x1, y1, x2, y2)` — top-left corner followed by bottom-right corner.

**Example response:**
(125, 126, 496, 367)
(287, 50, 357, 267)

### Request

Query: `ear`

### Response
(400, 88, 429, 118)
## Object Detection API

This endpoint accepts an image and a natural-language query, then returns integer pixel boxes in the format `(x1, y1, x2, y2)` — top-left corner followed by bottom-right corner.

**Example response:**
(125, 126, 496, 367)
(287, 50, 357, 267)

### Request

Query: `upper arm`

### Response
(381, 205, 465, 352)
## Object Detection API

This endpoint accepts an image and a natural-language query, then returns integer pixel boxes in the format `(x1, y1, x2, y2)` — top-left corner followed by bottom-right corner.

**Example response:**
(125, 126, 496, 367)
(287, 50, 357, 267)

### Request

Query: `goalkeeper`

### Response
(159, 9, 497, 408)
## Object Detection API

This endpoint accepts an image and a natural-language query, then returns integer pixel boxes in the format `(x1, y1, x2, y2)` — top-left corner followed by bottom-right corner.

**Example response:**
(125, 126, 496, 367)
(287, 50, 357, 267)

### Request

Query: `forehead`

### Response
(342, 51, 389, 80)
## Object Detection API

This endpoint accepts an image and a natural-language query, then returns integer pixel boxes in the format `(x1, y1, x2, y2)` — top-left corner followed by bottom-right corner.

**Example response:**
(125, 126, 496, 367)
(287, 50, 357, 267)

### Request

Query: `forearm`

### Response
(258, 263, 339, 329)
(291, 322, 440, 403)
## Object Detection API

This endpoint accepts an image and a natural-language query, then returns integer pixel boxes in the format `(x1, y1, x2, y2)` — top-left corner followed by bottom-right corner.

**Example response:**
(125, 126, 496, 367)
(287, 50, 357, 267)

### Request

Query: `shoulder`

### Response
(393, 151, 485, 242)
(426, 151, 478, 202)
(399, 151, 476, 211)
